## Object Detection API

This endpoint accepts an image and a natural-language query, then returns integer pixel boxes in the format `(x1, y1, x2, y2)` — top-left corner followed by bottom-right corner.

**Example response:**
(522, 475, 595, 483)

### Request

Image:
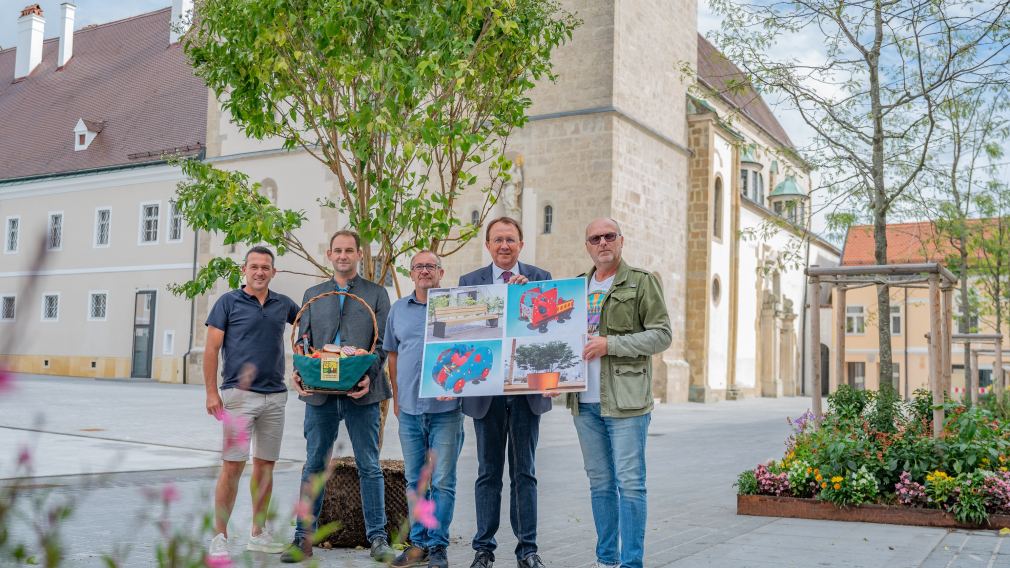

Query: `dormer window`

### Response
(74, 118, 104, 151)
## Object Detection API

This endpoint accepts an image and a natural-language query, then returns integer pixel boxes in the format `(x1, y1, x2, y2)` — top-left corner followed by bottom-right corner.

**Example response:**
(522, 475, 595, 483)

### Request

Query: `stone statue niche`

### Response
(502, 153, 525, 223)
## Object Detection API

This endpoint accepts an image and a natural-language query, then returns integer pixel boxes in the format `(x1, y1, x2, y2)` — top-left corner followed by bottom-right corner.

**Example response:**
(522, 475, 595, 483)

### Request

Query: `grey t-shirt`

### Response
(384, 293, 459, 415)
(584, 274, 615, 403)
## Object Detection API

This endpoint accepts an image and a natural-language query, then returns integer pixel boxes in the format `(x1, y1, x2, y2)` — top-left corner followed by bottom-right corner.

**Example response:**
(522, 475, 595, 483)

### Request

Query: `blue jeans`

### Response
(295, 398, 386, 543)
(472, 396, 541, 560)
(573, 404, 650, 568)
(398, 409, 465, 549)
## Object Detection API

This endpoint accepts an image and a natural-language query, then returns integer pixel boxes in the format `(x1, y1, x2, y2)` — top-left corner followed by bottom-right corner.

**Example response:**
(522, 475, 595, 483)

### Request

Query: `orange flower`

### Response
(833, 483, 841, 490)
(821, 482, 827, 489)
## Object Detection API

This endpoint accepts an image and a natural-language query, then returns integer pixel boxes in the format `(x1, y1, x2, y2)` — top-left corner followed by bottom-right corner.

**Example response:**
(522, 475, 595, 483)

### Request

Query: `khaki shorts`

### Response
(221, 389, 287, 462)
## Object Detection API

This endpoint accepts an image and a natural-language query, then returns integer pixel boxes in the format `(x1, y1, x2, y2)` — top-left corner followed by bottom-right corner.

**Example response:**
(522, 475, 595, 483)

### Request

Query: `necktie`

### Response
(501, 270, 513, 283)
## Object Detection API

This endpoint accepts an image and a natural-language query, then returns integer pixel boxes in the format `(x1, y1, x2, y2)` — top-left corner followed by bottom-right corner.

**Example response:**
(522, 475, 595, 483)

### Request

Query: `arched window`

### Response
(470, 210, 479, 226)
(755, 172, 765, 205)
(543, 205, 553, 234)
(712, 178, 722, 239)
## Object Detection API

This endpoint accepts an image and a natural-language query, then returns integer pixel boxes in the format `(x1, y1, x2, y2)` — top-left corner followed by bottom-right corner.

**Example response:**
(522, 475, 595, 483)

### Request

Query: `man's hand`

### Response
(436, 395, 456, 402)
(393, 400, 400, 418)
(291, 370, 310, 396)
(206, 391, 224, 418)
(348, 376, 371, 400)
(507, 274, 529, 285)
(583, 336, 608, 360)
(543, 391, 563, 398)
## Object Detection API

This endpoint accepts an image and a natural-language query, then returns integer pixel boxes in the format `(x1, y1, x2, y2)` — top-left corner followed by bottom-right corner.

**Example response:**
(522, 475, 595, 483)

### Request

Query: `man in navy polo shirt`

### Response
(204, 246, 299, 562)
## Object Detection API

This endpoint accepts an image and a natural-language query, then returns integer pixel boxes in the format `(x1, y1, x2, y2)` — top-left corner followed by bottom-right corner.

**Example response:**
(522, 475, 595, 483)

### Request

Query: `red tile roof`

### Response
(0, 8, 206, 182)
(696, 35, 795, 150)
(841, 220, 992, 266)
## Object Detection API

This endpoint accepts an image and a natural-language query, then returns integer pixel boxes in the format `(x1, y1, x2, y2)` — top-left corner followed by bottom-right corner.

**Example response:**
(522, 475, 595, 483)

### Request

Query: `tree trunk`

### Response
(869, 4, 891, 390)
(959, 251, 971, 400)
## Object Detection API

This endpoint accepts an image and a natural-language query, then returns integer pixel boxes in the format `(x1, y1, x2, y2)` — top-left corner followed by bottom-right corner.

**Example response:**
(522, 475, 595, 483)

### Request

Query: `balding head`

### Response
(584, 218, 624, 273)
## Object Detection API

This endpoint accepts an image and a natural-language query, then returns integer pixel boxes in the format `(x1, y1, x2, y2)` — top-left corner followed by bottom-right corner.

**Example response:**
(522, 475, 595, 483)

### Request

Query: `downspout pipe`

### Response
(182, 227, 198, 384)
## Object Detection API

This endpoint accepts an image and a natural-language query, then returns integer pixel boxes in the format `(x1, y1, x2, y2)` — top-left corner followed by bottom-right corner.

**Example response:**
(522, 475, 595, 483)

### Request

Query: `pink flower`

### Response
(205, 554, 233, 568)
(161, 483, 180, 504)
(220, 410, 249, 453)
(412, 497, 438, 529)
(17, 446, 30, 467)
(0, 368, 12, 394)
(293, 499, 312, 522)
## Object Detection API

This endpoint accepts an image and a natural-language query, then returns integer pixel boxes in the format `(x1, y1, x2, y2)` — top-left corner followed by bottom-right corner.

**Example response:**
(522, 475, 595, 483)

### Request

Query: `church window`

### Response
(754, 172, 765, 205)
(543, 205, 553, 234)
(740, 169, 748, 198)
(471, 210, 479, 226)
(712, 178, 722, 239)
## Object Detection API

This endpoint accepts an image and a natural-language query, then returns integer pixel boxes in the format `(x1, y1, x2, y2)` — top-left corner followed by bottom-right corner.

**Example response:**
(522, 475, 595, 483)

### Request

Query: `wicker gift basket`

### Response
(291, 290, 379, 393)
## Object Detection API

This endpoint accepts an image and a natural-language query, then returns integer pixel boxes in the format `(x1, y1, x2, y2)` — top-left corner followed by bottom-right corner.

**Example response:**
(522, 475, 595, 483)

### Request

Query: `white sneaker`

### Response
(247, 528, 286, 554)
(208, 533, 230, 559)
(591, 563, 620, 568)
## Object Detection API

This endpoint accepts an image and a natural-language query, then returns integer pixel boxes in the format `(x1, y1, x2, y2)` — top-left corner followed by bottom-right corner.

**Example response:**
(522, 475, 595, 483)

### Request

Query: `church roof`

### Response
(770, 176, 804, 198)
(0, 8, 207, 183)
(696, 35, 795, 151)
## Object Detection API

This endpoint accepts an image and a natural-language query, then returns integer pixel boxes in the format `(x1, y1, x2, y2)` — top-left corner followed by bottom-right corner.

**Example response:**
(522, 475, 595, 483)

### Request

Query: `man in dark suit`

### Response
(281, 230, 394, 564)
(459, 217, 552, 568)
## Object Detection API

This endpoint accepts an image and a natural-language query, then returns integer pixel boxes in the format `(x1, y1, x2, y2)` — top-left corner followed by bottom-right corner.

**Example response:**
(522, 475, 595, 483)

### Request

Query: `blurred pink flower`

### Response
(161, 483, 180, 504)
(205, 554, 234, 568)
(293, 498, 312, 522)
(0, 368, 12, 394)
(17, 446, 30, 467)
(220, 410, 249, 453)
(412, 497, 438, 529)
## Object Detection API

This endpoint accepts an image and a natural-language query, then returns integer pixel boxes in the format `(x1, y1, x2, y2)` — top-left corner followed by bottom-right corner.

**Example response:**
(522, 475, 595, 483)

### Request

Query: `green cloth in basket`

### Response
(293, 352, 378, 392)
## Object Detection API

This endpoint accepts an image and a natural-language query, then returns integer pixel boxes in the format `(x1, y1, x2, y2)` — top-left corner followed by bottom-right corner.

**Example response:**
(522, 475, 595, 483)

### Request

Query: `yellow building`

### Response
(833, 221, 1004, 397)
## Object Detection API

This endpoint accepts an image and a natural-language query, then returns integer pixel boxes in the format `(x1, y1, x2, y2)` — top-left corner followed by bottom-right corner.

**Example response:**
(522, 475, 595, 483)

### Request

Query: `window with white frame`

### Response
(88, 292, 108, 321)
(41, 294, 59, 321)
(754, 171, 765, 205)
(5, 217, 19, 253)
(712, 179, 722, 239)
(740, 169, 749, 197)
(168, 201, 183, 242)
(164, 330, 176, 355)
(845, 305, 866, 334)
(543, 205, 553, 234)
(47, 213, 63, 250)
(890, 304, 902, 335)
(140, 203, 159, 243)
(1, 295, 14, 320)
(94, 208, 111, 247)
(847, 361, 866, 390)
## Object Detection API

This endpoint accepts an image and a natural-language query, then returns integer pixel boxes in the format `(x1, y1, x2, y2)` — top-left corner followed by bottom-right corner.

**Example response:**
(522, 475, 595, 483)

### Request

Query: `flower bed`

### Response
(736, 386, 1010, 528)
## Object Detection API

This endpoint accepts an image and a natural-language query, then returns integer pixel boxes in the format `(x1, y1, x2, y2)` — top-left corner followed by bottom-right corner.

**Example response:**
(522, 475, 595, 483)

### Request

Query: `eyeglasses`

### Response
(411, 263, 441, 272)
(586, 232, 620, 245)
(491, 237, 519, 246)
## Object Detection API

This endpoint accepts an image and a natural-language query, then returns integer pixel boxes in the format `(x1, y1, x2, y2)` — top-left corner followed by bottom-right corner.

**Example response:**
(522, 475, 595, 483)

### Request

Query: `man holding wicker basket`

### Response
(281, 230, 395, 564)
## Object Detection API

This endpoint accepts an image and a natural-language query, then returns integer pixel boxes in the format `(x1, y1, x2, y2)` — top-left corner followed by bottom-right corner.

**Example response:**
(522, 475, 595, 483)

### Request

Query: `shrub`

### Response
(951, 471, 988, 525)
(983, 470, 1010, 513)
(818, 465, 879, 507)
(736, 470, 758, 496)
(754, 464, 790, 496)
(894, 471, 927, 507)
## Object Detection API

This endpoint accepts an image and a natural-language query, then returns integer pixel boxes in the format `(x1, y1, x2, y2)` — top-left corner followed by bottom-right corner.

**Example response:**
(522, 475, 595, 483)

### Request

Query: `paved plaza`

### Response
(3, 374, 1010, 567)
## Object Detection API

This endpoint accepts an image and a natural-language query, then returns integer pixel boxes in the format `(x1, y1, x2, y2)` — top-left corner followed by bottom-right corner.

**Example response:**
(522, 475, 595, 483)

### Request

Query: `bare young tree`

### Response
(708, 0, 1010, 386)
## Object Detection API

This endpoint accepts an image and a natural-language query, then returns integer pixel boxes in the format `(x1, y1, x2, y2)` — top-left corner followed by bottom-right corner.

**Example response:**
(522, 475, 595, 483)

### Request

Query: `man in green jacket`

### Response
(568, 217, 671, 568)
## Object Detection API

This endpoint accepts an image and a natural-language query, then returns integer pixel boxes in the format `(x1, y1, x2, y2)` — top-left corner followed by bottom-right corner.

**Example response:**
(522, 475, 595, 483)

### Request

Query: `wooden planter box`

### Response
(737, 494, 1010, 530)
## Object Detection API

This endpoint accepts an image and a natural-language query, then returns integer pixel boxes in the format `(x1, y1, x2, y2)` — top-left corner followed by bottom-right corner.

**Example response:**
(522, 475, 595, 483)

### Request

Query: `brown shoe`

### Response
(391, 545, 429, 568)
(280, 536, 313, 563)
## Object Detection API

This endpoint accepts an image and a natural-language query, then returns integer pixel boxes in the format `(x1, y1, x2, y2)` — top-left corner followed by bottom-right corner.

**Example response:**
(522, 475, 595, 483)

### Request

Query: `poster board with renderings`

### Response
(420, 278, 588, 397)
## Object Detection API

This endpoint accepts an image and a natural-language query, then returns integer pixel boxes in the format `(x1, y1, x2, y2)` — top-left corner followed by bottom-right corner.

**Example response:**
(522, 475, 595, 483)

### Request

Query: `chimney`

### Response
(58, 3, 75, 69)
(15, 4, 45, 80)
(169, 0, 194, 45)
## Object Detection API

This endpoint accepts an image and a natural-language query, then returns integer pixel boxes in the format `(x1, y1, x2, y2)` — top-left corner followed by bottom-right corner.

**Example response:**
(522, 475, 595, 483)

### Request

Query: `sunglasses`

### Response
(586, 232, 620, 245)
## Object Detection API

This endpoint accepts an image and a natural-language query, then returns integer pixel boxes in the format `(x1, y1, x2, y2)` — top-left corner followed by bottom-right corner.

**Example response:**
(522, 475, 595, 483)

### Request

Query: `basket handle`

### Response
(290, 290, 380, 354)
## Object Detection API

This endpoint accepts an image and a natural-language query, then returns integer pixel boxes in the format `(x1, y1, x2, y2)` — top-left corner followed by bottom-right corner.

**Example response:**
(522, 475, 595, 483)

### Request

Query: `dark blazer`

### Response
(297, 275, 391, 406)
(459, 261, 553, 418)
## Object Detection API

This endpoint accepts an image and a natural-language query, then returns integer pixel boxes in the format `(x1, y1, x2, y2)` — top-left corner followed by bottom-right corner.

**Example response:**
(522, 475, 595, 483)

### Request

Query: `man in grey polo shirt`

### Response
(384, 251, 464, 568)
(204, 246, 299, 561)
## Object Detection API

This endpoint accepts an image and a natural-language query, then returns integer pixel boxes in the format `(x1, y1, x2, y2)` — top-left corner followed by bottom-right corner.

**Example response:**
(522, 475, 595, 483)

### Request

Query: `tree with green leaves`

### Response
(172, 0, 578, 298)
(514, 340, 579, 374)
(707, 0, 1010, 386)
(910, 83, 1010, 394)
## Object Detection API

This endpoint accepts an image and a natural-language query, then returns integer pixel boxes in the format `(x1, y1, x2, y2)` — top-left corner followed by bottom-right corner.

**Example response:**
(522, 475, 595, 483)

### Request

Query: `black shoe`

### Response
(518, 554, 544, 568)
(391, 545, 429, 568)
(280, 537, 312, 563)
(471, 550, 495, 568)
(371, 537, 396, 563)
(428, 546, 448, 568)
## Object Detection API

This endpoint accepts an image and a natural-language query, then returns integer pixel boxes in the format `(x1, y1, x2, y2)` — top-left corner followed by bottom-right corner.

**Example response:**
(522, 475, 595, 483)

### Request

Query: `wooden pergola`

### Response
(807, 263, 958, 438)
(951, 333, 1004, 404)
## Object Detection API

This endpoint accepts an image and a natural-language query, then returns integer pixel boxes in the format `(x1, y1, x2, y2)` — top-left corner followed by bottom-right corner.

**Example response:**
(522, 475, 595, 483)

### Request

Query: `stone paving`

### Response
(3, 374, 1010, 567)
